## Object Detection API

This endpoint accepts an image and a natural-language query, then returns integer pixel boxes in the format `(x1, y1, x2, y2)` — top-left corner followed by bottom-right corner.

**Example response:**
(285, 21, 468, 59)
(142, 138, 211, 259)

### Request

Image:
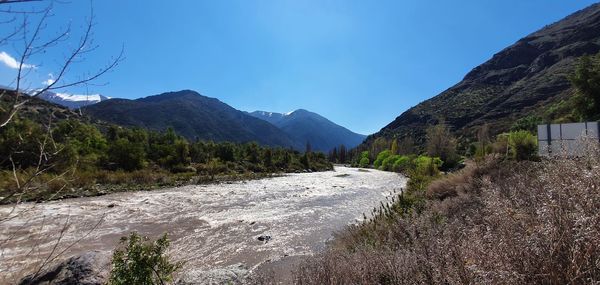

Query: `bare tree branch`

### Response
(0, 2, 123, 128)
(0, 0, 43, 4)
(0, 1, 121, 281)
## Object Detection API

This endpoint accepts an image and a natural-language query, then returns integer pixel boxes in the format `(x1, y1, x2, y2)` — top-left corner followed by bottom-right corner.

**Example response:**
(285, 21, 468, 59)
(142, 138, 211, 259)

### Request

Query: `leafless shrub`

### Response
(295, 148, 600, 284)
(426, 162, 484, 200)
(0, 1, 121, 282)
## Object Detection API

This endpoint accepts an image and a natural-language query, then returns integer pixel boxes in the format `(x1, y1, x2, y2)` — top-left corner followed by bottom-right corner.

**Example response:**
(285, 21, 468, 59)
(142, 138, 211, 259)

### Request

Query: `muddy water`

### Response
(0, 167, 406, 283)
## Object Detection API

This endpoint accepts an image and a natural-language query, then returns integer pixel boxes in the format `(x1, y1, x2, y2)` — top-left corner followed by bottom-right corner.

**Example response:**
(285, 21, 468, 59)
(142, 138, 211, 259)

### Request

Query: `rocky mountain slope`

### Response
(368, 3, 600, 145)
(83, 90, 303, 149)
(249, 109, 366, 152)
(0, 88, 85, 124)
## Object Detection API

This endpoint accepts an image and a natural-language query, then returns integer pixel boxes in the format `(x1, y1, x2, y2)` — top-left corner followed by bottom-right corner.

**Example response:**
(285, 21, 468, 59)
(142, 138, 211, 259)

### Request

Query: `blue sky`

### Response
(0, 0, 598, 134)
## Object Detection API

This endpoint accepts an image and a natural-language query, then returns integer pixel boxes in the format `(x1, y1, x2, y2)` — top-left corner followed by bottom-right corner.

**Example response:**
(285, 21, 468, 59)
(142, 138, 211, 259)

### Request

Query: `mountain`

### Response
(249, 109, 366, 152)
(0, 88, 87, 125)
(37, 91, 110, 109)
(248, 111, 289, 126)
(83, 90, 303, 149)
(368, 3, 600, 145)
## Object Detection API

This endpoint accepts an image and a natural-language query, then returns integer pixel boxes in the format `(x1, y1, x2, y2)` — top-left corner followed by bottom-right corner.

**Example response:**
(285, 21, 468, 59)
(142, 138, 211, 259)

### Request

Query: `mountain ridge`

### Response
(37, 91, 110, 109)
(83, 90, 304, 149)
(367, 2, 600, 146)
(248, 109, 366, 152)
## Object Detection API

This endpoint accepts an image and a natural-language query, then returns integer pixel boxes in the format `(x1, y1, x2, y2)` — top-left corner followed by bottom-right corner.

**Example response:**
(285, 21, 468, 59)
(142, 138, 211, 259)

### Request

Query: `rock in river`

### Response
(18, 251, 108, 285)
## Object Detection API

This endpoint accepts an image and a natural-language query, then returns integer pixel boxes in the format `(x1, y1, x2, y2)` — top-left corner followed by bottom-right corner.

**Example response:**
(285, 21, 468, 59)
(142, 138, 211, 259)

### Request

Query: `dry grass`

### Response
(294, 152, 600, 284)
(425, 162, 484, 200)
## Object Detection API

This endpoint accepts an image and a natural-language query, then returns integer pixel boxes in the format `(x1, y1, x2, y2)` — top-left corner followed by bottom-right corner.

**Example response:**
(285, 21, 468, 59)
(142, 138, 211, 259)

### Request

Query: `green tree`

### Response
(305, 141, 312, 154)
(108, 232, 182, 285)
(215, 142, 235, 162)
(397, 136, 415, 155)
(328, 147, 338, 163)
(570, 54, 600, 120)
(357, 151, 370, 167)
(172, 139, 191, 166)
(392, 155, 411, 172)
(413, 155, 443, 176)
(0, 118, 46, 169)
(244, 142, 260, 164)
(426, 121, 459, 170)
(359, 157, 370, 168)
(476, 123, 492, 158)
(373, 150, 391, 169)
(338, 145, 347, 163)
(262, 148, 273, 169)
(390, 138, 398, 155)
(370, 137, 389, 161)
(207, 158, 222, 180)
(510, 116, 542, 132)
(301, 152, 311, 170)
(190, 141, 209, 163)
(108, 138, 147, 171)
(381, 155, 402, 171)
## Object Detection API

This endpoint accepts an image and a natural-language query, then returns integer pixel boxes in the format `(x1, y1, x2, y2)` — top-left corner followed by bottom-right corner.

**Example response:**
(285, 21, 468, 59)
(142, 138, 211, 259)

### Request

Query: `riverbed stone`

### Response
(257, 235, 271, 242)
(18, 251, 108, 285)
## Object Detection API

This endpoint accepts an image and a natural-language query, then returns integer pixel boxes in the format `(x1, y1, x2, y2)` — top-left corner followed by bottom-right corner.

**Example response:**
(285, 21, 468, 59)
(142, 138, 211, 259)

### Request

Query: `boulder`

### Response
(19, 251, 108, 285)
(257, 235, 271, 242)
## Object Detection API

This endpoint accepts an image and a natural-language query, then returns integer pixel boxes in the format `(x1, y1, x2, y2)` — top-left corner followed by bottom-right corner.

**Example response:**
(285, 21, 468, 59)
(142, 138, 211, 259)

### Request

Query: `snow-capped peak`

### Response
(52, 93, 109, 102)
(36, 90, 111, 109)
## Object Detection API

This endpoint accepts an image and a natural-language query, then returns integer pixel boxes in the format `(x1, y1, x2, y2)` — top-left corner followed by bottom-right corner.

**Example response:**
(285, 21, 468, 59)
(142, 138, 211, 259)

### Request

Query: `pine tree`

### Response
(339, 144, 347, 163)
(330, 147, 338, 163)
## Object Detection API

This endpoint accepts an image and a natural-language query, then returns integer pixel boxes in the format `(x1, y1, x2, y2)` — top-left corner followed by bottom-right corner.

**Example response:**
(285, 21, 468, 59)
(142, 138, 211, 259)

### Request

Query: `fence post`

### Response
(597, 121, 600, 143)
(547, 123, 552, 155)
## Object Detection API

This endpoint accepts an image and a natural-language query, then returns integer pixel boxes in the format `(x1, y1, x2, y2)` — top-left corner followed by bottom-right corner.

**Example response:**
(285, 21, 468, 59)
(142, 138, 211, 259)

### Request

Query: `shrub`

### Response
(413, 155, 442, 176)
(508, 130, 537, 161)
(475, 143, 494, 159)
(426, 122, 460, 170)
(130, 169, 161, 184)
(492, 133, 510, 156)
(373, 150, 391, 169)
(380, 155, 405, 171)
(380, 155, 395, 171)
(108, 138, 147, 171)
(426, 162, 482, 200)
(511, 115, 542, 132)
(295, 156, 600, 284)
(358, 157, 370, 168)
(108, 232, 182, 285)
(70, 171, 98, 188)
(0, 116, 333, 202)
(391, 155, 412, 172)
(570, 53, 600, 120)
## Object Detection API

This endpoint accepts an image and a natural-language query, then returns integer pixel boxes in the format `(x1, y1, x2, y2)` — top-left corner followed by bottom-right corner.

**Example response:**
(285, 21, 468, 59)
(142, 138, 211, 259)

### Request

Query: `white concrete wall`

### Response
(537, 122, 599, 156)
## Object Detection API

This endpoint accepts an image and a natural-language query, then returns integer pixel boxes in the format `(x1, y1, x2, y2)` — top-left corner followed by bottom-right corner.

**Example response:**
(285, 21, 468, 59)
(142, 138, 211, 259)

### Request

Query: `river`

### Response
(0, 166, 406, 284)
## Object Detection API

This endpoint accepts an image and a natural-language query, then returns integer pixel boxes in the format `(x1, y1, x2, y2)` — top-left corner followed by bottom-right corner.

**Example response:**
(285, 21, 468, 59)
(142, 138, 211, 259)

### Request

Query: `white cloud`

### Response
(0, 51, 36, 69)
(42, 73, 55, 86)
(42, 79, 55, 85)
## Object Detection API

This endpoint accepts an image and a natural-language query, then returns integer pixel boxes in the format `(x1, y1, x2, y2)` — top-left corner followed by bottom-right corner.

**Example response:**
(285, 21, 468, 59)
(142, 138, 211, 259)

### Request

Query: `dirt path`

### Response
(0, 167, 406, 283)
